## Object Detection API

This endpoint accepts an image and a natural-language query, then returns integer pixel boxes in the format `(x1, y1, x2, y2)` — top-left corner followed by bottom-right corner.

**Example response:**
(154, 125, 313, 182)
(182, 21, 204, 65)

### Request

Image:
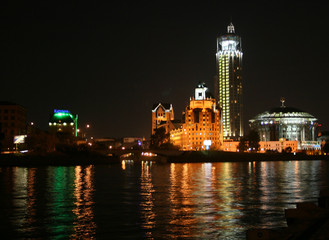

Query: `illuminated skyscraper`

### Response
(216, 22, 243, 140)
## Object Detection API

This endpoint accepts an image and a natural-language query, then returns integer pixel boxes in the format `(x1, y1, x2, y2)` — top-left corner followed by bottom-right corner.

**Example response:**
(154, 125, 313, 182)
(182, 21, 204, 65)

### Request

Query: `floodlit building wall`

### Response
(152, 103, 174, 135)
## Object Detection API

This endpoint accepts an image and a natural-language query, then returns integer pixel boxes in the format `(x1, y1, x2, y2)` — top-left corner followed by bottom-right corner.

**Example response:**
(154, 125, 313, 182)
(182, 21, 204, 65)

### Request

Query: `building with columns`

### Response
(249, 98, 319, 151)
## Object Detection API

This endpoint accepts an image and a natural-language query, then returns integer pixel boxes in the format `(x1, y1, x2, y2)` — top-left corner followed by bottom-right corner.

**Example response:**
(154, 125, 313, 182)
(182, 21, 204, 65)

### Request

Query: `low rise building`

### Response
(222, 139, 298, 153)
(259, 140, 298, 153)
(222, 140, 239, 152)
(249, 98, 318, 151)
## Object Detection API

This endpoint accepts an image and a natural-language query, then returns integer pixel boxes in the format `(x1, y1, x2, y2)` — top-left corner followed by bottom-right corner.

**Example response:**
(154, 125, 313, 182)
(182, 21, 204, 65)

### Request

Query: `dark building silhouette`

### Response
(0, 101, 27, 150)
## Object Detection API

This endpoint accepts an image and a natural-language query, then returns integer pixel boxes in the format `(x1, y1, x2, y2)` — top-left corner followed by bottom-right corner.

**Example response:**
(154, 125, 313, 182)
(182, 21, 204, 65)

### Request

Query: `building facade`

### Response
(49, 110, 78, 139)
(171, 83, 223, 150)
(151, 103, 174, 135)
(215, 22, 243, 140)
(249, 99, 318, 150)
(0, 101, 27, 150)
(222, 140, 298, 153)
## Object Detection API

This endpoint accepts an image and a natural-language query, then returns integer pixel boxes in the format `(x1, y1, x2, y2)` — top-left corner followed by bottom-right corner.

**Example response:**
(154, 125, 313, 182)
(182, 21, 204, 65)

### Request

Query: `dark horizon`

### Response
(1, 2, 329, 138)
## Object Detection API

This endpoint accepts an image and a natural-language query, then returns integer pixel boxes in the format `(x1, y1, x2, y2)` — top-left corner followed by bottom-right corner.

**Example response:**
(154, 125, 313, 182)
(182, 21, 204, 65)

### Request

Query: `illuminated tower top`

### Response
(195, 82, 211, 100)
(217, 22, 242, 52)
(280, 97, 286, 108)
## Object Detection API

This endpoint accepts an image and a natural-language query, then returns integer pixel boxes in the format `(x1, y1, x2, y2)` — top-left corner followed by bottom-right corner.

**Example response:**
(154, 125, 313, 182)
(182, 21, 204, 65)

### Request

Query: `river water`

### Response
(1, 160, 329, 239)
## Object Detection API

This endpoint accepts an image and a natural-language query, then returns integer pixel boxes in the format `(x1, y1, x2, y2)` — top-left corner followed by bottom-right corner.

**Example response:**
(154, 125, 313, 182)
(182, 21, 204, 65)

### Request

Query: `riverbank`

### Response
(0, 152, 120, 167)
(167, 151, 329, 163)
(1, 151, 328, 167)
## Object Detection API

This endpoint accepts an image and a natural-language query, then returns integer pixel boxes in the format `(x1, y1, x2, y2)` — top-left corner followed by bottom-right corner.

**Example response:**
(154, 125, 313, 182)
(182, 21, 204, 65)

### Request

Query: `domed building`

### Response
(249, 99, 318, 144)
(49, 110, 78, 138)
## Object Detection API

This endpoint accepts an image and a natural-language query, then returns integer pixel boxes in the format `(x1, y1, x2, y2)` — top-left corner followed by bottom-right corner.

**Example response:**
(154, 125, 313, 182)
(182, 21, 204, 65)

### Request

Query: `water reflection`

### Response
(72, 165, 96, 239)
(167, 163, 245, 238)
(140, 161, 156, 238)
(0, 166, 96, 239)
(1, 160, 328, 239)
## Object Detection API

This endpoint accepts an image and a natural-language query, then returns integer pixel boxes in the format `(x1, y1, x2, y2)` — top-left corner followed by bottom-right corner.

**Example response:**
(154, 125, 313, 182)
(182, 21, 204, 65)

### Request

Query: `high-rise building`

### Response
(215, 22, 243, 140)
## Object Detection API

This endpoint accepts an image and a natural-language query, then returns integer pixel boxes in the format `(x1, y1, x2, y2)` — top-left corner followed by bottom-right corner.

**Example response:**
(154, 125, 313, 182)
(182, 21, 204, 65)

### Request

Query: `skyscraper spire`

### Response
(227, 22, 235, 34)
(280, 97, 286, 108)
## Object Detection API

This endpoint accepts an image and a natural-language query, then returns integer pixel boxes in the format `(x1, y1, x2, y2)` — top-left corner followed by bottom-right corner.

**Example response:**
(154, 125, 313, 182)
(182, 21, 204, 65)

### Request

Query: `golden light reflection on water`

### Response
(167, 163, 244, 238)
(140, 161, 156, 238)
(72, 165, 96, 239)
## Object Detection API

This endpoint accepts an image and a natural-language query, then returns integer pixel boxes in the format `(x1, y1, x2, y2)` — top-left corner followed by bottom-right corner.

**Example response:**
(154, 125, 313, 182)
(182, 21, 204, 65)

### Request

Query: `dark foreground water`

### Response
(1, 160, 329, 239)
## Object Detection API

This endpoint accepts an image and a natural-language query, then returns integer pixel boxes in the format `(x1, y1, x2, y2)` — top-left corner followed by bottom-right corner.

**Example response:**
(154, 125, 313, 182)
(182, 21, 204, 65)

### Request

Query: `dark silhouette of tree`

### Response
(150, 127, 169, 149)
(248, 130, 260, 152)
(237, 130, 260, 153)
(238, 136, 248, 152)
(323, 140, 329, 155)
(284, 146, 292, 153)
(26, 129, 57, 153)
(0, 123, 4, 153)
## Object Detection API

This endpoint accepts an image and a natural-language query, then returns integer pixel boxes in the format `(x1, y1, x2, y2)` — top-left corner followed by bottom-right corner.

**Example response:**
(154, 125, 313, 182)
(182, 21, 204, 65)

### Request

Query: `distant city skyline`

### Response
(1, 2, 329, 138)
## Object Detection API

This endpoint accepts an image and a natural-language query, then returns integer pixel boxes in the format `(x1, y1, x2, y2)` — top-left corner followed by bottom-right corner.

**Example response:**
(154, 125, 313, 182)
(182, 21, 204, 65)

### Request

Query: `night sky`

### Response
(1, 2, 329, 139)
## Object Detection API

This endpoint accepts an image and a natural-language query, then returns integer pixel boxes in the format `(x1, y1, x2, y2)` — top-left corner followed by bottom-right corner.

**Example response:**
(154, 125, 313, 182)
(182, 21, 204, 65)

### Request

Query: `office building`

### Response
(215, 22, 243, 140)
(0, 101, 27, 150)
(171, 83, 222, 150)
(151, 103, 174, 135)
(49, 109, 78, 138)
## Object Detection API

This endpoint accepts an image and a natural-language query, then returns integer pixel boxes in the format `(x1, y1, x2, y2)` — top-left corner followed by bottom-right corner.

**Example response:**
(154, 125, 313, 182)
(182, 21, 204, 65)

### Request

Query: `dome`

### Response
(49, 110, 75, 123)
(251, 106, 316, 121)
(249, 101, 318, 142)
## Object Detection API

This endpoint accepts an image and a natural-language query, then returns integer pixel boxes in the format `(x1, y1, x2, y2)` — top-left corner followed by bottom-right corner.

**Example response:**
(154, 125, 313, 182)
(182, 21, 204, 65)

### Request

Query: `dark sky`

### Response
(1, 2, 329, 138)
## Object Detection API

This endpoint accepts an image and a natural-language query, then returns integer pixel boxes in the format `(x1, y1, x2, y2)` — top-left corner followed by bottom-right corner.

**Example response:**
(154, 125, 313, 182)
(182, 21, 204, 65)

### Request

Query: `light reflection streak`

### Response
(46, 167, 76, 237)
(121, 160, 134, 170)
(26, 168, 37, 227)
(168, 163, 244, 238)
(72, 165, 96, 239)
(12, 167, 28, 231)
(139, 161, 156, 238)
(1, 160, 327, 239)
(122, 160, 126, 170)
